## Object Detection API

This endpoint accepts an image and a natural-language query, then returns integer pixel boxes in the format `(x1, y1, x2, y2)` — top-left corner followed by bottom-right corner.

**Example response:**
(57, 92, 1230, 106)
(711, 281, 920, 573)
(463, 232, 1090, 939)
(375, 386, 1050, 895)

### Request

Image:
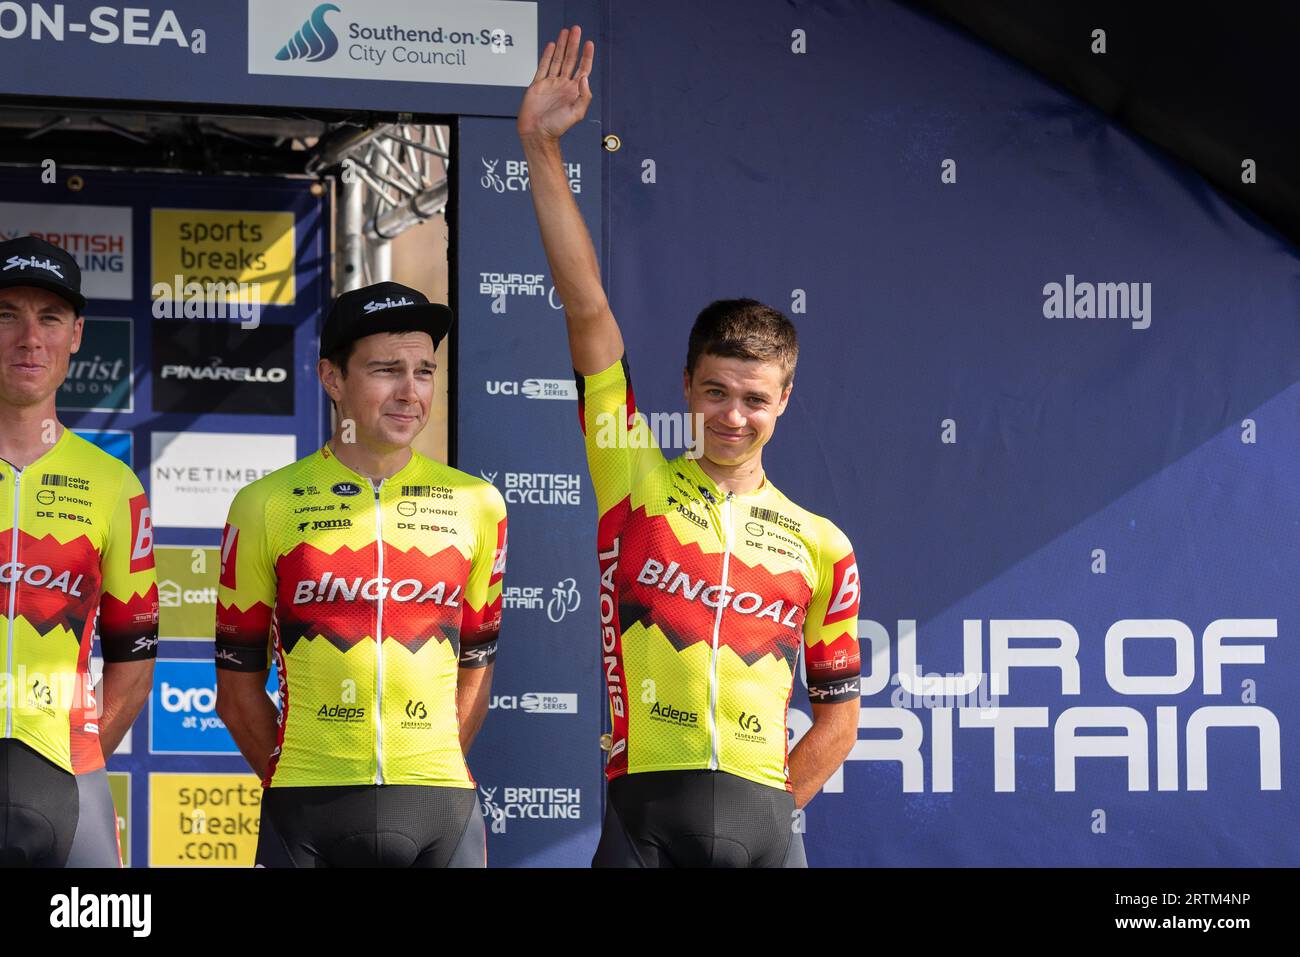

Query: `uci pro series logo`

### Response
(275, 3, 340, 62)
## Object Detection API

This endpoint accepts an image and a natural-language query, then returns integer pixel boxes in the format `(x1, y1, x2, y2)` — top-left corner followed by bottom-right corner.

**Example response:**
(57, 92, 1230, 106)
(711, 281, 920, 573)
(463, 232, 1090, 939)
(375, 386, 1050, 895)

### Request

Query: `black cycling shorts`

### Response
(255, 783, 485, 868)
(66, 768, 122, 867)
(591, 769, 808, 868)
(0, 739, 79, 867)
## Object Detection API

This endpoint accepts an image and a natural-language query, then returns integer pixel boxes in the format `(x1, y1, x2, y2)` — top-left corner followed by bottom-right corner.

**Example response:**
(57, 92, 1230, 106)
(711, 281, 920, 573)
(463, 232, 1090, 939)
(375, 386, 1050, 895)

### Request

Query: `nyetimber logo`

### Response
(275, 3, 340, 62)
(363, 295, 415, 314)
(4, 255, 63, 276)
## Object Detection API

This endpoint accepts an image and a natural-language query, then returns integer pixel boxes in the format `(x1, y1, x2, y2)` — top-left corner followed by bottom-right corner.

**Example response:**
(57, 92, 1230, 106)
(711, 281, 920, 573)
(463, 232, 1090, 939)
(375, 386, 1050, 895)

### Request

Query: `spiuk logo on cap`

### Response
(362, 296, 416, 314)
(4, 256, 65, 277)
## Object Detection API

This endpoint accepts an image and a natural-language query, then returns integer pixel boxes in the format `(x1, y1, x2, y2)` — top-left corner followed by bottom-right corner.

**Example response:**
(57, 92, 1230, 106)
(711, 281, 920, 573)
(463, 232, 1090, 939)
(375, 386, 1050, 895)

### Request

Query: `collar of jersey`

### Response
(318, 443, 423, 491)
(0, 425, 72, 476)
(675, 451, 773, 503)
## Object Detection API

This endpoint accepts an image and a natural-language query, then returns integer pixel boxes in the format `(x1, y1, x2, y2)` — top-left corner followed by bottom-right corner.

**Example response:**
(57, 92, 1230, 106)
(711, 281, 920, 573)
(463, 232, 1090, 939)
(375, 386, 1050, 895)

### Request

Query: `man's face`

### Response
(318, 331, 436, 451)
(683, 353, 792, 468)
(0, 286, 82, 408)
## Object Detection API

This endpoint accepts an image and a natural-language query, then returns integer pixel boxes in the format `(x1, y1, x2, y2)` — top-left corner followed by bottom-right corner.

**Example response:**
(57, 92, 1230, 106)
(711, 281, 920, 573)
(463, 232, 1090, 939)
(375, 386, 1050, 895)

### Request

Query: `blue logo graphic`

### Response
(275, 3, 341, 62)
(149, 660, 278, 755)
(74, 429, 133, 468)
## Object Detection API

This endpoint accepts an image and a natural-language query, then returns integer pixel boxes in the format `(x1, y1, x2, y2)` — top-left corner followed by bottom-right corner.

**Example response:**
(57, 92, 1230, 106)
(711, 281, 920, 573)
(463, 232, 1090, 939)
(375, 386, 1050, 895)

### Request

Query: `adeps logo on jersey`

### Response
(275, 3, 340, 62)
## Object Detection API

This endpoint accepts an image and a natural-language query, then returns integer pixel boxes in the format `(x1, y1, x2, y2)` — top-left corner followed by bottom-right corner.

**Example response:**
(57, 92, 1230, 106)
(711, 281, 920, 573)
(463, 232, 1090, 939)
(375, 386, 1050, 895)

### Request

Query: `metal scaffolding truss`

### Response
(308, 123, 451, 291)
(0, 101, 449, 292)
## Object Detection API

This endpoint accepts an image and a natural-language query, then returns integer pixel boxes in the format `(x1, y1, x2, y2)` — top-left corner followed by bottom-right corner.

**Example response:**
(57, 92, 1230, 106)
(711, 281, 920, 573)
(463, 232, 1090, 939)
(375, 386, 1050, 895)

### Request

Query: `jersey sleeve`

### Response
(459, 483, 507, 669)
(575, 355, 666, 524)
(99, 466, 159, 662)
(214, 485, 276, 672)
(803, 518, 861, 703)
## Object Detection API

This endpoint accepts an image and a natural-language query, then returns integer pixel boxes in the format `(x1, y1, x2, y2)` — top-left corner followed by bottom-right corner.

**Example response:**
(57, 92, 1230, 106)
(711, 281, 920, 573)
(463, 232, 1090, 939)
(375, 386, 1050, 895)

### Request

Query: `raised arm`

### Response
(517, 25, 623, 375)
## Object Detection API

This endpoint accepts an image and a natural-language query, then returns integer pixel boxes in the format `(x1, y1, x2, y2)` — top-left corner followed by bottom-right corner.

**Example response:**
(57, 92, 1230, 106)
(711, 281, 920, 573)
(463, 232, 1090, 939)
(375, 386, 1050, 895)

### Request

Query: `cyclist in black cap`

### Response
(215, 281, 507, 867)
(0, 235, 159, 867)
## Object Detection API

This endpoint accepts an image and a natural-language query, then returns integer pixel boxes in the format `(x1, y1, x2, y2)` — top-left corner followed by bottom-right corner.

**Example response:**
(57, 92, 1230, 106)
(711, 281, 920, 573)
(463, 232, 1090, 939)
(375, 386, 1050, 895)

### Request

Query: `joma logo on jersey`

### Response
(0, 562, 84, 597)
(635, 558, 802, 626)
(291, 572, 462, 606)
(297, 518, 351, 532)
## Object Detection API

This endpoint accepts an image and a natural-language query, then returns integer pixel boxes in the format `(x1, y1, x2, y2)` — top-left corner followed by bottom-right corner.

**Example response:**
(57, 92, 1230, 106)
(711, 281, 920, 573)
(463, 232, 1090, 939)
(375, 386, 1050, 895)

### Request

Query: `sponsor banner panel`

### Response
(150, 431, 297, 529)
(0, 201, 133, 300)
(151, 209, 297, 306)
(108, 772, 132, 867)
(58, 317, 133, 413)
(151, 320, 295, 415)
(148, 772, 263, 867)
(248, 0, 538, 88)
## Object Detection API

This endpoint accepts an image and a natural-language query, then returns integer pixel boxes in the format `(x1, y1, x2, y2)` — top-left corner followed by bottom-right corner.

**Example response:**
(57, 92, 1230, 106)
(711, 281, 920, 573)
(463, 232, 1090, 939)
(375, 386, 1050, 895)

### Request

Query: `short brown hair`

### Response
(685, 299, 798, 387)
(321, 339, 356, 378)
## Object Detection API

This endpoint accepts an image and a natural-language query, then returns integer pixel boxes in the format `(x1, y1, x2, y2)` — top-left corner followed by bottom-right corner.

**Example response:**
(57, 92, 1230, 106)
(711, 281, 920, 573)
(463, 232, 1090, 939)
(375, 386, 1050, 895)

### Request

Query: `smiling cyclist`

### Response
(214, 282, 507, 867)
(518, 28, 862, 867)
(0, 235, 158, 867)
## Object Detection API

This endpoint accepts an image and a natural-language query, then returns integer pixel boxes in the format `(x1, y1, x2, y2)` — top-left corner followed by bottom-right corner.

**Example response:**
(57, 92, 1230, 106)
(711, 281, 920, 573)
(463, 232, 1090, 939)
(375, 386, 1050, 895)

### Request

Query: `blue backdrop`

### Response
(1, 0, 1293, 868)
(0, 168, 330, 866)
(458, 0, 1298, 866)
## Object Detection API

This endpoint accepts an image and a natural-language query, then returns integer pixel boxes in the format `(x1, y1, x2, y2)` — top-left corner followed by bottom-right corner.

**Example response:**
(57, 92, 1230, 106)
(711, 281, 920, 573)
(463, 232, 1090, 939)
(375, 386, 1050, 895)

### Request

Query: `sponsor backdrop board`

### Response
(456, 116, 605, 867)
(456, 5, 1298, 868)
(598, 2, 1299, 866)
(0, 169, 330, 866)
(0, 0, 593, 118)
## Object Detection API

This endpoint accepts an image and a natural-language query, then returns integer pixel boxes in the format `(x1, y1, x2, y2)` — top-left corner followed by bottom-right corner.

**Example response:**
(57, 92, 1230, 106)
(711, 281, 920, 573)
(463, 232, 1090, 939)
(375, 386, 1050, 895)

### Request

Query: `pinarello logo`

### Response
(275, 3, 340, 62)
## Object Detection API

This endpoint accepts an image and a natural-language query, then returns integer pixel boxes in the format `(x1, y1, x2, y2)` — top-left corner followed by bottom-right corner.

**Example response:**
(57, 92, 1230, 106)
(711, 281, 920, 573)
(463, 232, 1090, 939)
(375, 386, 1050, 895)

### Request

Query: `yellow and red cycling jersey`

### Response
(214, 444, 507, 789)
(577, 355, 861, 791)
(0, 428, 159, 774)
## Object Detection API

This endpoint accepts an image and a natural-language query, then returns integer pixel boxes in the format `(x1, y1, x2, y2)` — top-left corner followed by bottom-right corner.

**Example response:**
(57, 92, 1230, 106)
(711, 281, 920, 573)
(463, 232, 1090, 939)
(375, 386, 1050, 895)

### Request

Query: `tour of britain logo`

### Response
(276, 3, 341, 62)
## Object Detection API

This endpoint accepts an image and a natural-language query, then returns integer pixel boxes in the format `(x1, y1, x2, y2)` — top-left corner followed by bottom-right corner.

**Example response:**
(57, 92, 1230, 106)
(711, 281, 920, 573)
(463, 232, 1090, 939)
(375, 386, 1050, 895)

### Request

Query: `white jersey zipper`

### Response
(372, 479, 386, 784)
(4, 466, 19, 739)
(706, 491, 733, 770)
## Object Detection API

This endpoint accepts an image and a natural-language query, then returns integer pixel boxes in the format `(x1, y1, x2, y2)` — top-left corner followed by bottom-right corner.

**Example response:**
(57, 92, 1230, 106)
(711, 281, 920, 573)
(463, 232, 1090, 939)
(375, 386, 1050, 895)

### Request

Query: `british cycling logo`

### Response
(275, 3, 341, 62)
